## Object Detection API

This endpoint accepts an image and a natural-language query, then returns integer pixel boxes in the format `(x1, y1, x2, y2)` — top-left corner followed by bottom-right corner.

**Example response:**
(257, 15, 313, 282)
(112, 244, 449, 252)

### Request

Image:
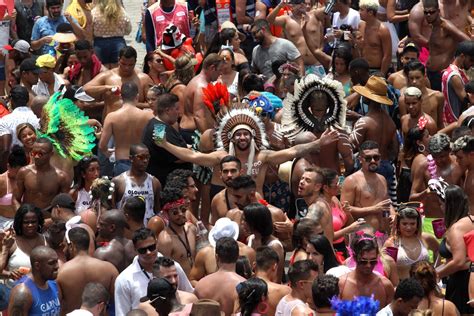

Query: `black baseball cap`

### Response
(20, 58, 41, 74)
(44, 193, 76, 213)
(140, 278, 176, 302)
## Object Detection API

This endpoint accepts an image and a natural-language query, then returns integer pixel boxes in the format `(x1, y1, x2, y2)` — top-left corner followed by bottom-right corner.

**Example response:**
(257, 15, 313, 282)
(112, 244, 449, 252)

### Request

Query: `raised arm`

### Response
(386, 0, 409, 23)
(266, 1, 287, 26)
(159, 139, 224, 167)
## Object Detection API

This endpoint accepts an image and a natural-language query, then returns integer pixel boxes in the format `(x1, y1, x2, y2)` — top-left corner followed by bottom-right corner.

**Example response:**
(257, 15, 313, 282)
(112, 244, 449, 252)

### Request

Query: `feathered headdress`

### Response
(39, 92, 96, 161)
(214, 106, 268, 175)
(202, 82, 230, 118)
(281, 74, 347, 141)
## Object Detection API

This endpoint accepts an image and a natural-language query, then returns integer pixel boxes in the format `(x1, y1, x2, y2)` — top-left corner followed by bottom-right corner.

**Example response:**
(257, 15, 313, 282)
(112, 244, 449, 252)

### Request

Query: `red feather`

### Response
(202, 82, 230, 114)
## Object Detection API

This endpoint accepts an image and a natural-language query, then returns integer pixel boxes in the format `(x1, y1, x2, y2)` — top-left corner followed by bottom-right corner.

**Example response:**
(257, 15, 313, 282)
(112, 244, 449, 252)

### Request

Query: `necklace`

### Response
(168, 225, 194, 266)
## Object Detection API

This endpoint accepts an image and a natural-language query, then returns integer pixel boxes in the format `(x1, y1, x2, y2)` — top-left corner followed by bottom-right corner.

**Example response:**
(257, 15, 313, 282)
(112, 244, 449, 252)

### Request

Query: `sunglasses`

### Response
(137, 243, 157, 254)
(358, 259, 378, 265)
(362, 155, 381, 163)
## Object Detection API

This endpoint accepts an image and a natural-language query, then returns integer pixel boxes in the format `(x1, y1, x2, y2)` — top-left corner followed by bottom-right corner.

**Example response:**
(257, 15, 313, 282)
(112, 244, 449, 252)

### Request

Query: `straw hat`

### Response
(190, 299, 223, 316)
(221, 21, 246, 41)
(278, 159, 296, 192)
(352, 76, 393, 106)
(52, 23, 77, 43)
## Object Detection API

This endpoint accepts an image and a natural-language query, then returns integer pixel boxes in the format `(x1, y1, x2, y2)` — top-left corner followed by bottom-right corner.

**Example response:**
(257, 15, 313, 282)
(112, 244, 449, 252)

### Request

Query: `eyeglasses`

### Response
(133, 153, 151, 161)
(362, 155, 381, 163)
(136, 243, 157, 254)
(358, 258, 378, 265)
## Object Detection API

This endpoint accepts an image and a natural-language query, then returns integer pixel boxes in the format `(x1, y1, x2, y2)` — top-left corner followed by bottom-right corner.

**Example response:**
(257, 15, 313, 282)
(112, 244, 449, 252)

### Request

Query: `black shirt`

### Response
(142, 118, 192, 186)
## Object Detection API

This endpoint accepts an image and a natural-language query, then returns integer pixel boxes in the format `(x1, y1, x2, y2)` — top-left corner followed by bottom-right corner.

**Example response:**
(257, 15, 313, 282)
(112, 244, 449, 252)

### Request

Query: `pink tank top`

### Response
(332, 204, 347, 244)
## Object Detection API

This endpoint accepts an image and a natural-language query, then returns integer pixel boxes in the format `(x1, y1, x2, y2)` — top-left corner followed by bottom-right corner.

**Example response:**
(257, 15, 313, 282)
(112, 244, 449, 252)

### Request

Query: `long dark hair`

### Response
(331, 47, 352, 75)
(444, 185, 470, 228)
(73, 156, 99, 190)
(403, 126, 426, 166)
(13, 204, 44, 236)
(237, 277, 268, 316)
(308, 235, 340, 272)
(243, 203, 273, 237)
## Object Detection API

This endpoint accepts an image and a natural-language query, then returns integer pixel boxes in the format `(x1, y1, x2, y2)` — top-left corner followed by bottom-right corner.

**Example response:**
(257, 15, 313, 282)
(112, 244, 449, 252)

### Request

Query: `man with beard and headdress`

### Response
(56, 226, 118, 315)
(340, 141, 393, 232)
(157, 105, 338, 197)
(280, 74, 354, 175)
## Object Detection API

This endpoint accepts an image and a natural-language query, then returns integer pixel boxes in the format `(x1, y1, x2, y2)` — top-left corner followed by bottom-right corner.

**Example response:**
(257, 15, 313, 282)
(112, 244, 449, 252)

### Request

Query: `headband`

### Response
(162, 198, 186, 212)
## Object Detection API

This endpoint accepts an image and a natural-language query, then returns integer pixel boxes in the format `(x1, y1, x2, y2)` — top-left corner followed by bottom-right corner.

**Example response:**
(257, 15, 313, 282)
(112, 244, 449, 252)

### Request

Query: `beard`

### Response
(368, 164, 378, 173)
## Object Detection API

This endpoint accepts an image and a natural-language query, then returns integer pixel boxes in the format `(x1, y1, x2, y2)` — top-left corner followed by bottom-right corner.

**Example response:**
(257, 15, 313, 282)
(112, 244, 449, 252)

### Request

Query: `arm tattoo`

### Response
(306, 203, 324, 222)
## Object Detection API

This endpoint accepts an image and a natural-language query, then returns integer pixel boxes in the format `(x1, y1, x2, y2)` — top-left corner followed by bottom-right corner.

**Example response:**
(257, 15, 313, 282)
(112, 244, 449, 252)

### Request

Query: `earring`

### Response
(418, 144, 426, 153)
(256, 301, 269, 314)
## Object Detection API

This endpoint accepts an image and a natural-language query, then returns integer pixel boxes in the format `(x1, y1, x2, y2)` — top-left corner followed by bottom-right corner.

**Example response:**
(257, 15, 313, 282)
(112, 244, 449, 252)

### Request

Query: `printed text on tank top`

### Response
(0, 173, 13, 206)
(118, 172, 155, 223)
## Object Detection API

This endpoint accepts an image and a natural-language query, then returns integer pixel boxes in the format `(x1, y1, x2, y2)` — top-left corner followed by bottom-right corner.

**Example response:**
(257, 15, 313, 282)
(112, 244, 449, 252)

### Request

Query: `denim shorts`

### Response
(93, 37, 126, 64)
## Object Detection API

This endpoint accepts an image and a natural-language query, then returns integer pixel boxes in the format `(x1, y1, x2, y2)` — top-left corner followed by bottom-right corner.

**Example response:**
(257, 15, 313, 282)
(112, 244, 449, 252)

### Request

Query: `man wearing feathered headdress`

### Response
(280, 74, 354, 176)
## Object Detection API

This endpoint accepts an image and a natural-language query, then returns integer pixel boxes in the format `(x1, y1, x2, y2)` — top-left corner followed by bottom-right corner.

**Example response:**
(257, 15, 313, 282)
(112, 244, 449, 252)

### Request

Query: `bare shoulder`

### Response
(380, 275, 394, 288)
(179, 290, 199, 303)
(9, 283, 32, 311)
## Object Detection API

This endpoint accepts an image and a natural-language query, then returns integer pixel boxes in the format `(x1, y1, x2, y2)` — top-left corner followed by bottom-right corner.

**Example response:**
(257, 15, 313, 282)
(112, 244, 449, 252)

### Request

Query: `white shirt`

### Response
(376, 304, 394, 316)
(66, 310, 94, 316)
(114, 254, 193, 315)
(32, 73, 65, 97)
(0, 106, 40, 146)
(332, 8, 361, 30)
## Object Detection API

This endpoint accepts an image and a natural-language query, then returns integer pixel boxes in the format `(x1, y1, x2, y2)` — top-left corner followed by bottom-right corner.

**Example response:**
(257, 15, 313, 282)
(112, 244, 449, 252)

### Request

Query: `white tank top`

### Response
(118, 172, 155, 225)
(275, 296, 307, 316)
(75, 188, 92, 214)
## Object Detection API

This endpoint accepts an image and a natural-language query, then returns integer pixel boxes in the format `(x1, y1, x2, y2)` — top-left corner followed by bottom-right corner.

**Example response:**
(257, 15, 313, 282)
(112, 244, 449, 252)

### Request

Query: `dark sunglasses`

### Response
(362, 155, 381, 163)
(358, 259, 378, 265)
(137, 243, 157, 254)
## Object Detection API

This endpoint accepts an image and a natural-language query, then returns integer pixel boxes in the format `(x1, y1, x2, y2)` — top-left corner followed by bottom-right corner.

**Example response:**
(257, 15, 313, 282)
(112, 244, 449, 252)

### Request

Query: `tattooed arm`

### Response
(8, 284, 32, 316)
(306, 201, 334, 244)
(349, 118, 368, 151)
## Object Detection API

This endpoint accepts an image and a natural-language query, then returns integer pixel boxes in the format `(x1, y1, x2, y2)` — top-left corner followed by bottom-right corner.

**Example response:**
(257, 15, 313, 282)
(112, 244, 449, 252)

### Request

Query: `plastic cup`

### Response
(386, 246, 398, 262)
(432, 219, 446, 239)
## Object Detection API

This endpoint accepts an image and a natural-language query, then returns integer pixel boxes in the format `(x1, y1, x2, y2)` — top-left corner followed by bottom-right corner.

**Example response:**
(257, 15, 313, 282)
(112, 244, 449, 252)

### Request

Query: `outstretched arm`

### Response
(261, 130, 338, 164)
(160, 140, 224, 167)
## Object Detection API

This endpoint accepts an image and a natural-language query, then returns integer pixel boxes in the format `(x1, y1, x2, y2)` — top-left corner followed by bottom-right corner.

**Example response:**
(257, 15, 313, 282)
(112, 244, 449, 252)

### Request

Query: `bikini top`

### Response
(0, 173, 13, 206)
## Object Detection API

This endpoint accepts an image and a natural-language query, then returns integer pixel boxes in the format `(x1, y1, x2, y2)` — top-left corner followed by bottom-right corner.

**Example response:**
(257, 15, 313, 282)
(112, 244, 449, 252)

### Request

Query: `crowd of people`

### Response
(0, 0, 473, 315)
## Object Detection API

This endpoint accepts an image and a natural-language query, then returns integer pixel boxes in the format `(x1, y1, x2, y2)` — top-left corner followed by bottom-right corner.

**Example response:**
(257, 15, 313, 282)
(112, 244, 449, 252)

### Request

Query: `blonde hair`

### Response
(97, 0, 124, 25)
(359, 0, 380, 12)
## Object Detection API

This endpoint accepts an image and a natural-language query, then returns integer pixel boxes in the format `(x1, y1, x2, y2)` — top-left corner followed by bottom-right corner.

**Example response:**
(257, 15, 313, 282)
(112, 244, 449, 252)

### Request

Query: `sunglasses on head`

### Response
(137, 243, 157, 254)
(362, 155, 381, 163)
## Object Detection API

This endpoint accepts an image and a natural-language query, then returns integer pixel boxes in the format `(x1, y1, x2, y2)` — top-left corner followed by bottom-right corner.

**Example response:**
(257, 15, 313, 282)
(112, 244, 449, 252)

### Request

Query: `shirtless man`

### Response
(341, 141, 393, 232)
(67, 40, 107, 86)
(387, 43, 421, 90)
(194, 237, 246, 316)
(152, 256, 198, 304)
(276, 260, 318, 315)
(358, 0, 392, 75)
(338, 235, 394, 308)
(255, 246, 291, 316)
(99, 82, 154, 176)
(399, 61, 444, 130)
(350, 76, 398, 199)
(14, 137, 70, 209)
(210, 156, 243, 225)
(57, 227, 118, 315)
(180, 53, 224, 138)
(123, 196, 146, 239)
(411, 133, 464, 220)
(423, 0, 470, 91)
(157, 187, 197, 276)
(225, 176, 291, 250)
(400, 87, 438, 138)
(94, 210, 136, 272)
(159, 123, 338, 196)
(452, 136, 474, 217)
(296, 168, 333, 243)
(113, 144, 161, 225)
(190, 217, 256, 285)
(84, 46, 153, 118)
(267, 0, 327, 76)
